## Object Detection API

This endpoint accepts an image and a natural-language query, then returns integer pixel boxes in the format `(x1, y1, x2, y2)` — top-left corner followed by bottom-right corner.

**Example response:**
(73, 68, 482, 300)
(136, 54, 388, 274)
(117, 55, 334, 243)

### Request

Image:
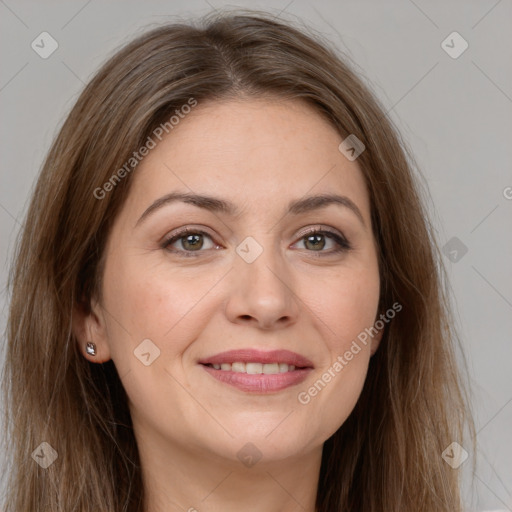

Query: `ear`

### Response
(72, 297, 112, 363)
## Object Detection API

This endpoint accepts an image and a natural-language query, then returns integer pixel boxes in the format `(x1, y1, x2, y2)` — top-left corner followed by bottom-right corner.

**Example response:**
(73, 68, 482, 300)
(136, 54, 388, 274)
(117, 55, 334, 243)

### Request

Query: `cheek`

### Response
(101, 252, 225, 359)
(298, 261, 379, 431)
(312, 263, 380, 351)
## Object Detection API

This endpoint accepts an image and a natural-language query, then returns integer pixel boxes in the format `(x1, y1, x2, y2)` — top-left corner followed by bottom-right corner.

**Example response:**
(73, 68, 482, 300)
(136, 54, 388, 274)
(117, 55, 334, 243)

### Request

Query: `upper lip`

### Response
(198, 349, 314, 368)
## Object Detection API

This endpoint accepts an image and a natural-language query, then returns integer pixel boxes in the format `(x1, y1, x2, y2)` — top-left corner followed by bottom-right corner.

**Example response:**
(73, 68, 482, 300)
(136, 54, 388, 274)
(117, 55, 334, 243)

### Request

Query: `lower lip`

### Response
(200, 364, 313, 393)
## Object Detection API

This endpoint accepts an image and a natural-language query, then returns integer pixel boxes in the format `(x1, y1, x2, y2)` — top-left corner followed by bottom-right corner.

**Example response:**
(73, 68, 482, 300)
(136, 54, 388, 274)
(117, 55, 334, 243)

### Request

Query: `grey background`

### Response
(1, 0, 511, 509)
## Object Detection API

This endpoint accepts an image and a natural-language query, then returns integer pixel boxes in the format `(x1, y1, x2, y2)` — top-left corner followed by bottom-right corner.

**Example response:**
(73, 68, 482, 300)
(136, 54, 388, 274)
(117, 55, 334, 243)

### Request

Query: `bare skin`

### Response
(74, 97, 382, 512)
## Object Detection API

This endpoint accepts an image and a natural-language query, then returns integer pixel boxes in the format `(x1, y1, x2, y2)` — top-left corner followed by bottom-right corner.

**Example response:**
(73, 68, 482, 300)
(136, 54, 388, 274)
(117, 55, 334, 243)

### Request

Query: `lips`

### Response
(198, 349, 314, 368)
(198, 349, 314, 393)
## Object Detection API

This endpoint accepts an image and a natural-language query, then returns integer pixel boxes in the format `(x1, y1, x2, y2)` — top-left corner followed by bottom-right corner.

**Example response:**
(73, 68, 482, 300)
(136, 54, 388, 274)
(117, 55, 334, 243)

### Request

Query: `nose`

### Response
(224, 241, 300, 330)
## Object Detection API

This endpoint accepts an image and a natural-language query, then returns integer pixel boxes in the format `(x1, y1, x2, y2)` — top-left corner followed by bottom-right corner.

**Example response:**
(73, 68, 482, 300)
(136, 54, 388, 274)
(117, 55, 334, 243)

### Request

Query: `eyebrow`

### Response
(135, 192, 366, 227)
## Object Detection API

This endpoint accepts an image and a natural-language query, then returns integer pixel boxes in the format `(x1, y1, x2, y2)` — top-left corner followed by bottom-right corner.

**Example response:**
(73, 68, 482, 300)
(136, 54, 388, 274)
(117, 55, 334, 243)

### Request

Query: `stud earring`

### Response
(85, 342, 97, 356)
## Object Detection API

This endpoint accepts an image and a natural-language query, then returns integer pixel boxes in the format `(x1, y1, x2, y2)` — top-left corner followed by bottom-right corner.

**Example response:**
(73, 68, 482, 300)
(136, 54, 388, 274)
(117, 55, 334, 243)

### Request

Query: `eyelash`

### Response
(161, 226, 351, 258)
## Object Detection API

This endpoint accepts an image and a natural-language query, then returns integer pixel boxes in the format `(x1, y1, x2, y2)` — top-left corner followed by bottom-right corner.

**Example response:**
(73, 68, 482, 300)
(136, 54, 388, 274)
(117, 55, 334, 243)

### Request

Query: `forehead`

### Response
(123, 97, 371, 222)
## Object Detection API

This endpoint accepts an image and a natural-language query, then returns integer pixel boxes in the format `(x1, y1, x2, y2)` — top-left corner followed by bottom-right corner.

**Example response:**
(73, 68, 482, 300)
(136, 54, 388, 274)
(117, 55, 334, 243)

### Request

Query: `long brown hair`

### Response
(2, 10, 473, 511)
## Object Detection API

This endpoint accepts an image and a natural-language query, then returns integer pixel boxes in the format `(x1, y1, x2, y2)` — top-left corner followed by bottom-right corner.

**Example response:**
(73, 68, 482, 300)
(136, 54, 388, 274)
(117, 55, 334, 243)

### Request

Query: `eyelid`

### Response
(295, 224, 346, 240)
(161, 225, 216, 244)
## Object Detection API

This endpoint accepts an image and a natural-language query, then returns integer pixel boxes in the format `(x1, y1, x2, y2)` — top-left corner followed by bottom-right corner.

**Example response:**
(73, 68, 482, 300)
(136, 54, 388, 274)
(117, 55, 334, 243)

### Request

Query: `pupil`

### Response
(305, 234, 325, 250)
(183, 234, 203, 250)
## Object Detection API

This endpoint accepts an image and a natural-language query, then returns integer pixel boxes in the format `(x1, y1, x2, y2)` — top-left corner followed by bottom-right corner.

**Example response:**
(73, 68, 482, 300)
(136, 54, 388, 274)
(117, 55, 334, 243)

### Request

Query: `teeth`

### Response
(246, 362, 263, 374)
(262, 363, 280, 374)
(213, 362, 297, 373)
(231, 362, 245, 373)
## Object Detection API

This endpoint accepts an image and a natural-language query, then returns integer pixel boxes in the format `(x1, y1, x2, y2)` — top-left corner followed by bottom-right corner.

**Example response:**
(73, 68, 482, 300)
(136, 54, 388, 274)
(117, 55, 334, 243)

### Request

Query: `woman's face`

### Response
(81, 98, 381, 464)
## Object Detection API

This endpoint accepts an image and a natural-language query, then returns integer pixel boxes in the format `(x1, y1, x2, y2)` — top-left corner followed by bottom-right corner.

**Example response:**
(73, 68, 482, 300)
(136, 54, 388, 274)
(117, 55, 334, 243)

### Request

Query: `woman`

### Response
(2, 10, 473, 512)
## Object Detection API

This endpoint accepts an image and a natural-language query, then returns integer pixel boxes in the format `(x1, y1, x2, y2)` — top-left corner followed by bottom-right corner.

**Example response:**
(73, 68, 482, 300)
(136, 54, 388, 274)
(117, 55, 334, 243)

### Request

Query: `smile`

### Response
(198, 349, 314, 393)
(204, 362, 297, 373)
